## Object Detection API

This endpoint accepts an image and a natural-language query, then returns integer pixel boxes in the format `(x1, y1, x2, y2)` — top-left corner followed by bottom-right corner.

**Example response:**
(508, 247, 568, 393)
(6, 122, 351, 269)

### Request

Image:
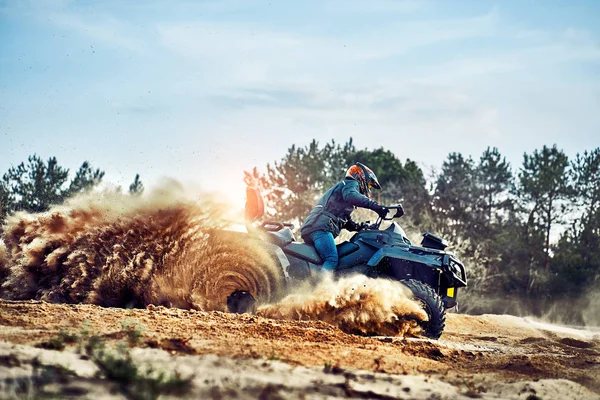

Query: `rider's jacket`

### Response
(300, 178, 382, 241)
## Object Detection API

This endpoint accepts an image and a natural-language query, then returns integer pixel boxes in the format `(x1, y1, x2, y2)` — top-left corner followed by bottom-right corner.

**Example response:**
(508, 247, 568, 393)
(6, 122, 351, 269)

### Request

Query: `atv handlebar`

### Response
(370, 204, 404, 229)
(382, 205, 405, 220)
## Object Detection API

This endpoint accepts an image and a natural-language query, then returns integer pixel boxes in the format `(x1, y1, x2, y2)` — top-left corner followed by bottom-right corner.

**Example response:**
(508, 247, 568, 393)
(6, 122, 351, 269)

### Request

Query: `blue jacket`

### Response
(300, 178, 382, 241)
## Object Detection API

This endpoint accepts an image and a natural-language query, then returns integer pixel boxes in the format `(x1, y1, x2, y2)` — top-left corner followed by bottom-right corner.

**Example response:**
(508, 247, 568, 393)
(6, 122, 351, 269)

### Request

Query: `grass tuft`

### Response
(32, 321, 193, 400)
(121, 319, 145, 346)
(83, 329, 193, 400)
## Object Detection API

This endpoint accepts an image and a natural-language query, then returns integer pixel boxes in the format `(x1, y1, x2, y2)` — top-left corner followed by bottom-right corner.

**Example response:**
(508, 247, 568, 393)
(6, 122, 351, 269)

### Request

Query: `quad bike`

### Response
(227, 187, 467, 339)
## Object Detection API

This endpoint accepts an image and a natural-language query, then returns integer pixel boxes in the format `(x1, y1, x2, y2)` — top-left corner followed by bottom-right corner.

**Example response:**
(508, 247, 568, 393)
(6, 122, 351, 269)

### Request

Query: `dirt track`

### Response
(0, 299, 598, 399)
(3, 190, 597, 397)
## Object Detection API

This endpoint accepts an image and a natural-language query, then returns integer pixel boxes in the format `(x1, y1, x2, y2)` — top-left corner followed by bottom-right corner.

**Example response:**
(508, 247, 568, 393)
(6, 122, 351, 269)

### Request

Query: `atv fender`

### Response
(218, 230, 291, 280)
(262, 242, 291, 280)
(367, 248, 441, 268)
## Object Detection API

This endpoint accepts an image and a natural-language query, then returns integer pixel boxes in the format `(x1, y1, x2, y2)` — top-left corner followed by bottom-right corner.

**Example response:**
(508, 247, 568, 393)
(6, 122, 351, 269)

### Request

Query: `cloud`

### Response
(1, 0, 598, 190)
(46, 11, 143, 51)
(1, 0, 142, 52)
(154, 6, 501, 85)
(109, 101, 166, 115)
(322, 0, 430, 14)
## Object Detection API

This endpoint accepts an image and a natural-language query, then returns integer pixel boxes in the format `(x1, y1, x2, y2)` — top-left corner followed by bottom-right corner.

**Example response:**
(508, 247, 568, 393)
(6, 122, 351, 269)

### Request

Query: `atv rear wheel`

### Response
(402, 279, 446, 339)
(227, 290, 256, 314)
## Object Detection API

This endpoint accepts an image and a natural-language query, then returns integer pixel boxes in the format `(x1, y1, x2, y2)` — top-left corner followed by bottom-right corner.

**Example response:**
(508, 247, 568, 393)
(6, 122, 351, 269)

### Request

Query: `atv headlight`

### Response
(449, 260, 461, 275)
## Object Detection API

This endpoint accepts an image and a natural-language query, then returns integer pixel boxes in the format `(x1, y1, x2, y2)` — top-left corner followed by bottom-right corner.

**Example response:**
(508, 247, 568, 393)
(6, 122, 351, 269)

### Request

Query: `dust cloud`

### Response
(0, 184, 427, 337)
(583, 290, 600, 328)
(0, 240, 7, 286)
(0, 183, 282, 311)
(258, 274, 427, 337)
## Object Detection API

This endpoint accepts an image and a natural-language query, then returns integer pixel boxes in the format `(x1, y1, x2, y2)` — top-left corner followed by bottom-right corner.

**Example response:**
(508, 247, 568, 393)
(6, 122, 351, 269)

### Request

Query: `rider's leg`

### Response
(310, 230, 338, 271)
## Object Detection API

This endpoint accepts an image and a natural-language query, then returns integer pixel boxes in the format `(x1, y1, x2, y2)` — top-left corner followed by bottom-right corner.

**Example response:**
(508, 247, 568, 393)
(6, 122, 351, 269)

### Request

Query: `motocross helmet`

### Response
(345, 162, 381, 199)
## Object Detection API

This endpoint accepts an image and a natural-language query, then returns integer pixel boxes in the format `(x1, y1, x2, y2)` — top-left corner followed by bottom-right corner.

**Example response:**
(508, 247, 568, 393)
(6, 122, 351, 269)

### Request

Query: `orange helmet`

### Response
(346, 162, 381, 198)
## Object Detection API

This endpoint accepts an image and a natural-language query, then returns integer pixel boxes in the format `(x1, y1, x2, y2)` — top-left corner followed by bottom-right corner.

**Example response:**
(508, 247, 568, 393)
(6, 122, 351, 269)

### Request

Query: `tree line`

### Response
(246, 139, 600, 323)
(0, 155, 144, 227)
(1, 147, 596, 322)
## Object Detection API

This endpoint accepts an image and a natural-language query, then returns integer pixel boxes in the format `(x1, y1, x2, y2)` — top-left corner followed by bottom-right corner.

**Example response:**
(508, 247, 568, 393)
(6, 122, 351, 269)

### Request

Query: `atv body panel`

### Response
(271, 222, 466, 310)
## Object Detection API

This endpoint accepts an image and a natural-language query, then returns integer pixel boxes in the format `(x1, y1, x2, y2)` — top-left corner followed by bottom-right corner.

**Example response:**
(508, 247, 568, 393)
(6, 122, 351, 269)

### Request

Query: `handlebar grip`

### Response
(261, 221, 285, 232)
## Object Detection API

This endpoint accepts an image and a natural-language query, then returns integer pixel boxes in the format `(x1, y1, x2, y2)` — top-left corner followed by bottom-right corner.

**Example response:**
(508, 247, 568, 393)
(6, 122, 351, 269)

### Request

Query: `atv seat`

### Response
(284, 242, 322, 264)
(283, 241, 361, 265)
(265, 227, 294, 247)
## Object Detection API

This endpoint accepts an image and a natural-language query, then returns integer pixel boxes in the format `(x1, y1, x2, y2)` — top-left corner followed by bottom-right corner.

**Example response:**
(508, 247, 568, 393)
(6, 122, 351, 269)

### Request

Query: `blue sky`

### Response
(1, 0, 599, 205)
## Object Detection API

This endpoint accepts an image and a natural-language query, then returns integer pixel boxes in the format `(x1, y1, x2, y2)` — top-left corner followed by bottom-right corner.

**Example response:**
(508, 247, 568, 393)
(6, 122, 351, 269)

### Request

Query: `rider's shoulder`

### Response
(340, 178, 359, 190)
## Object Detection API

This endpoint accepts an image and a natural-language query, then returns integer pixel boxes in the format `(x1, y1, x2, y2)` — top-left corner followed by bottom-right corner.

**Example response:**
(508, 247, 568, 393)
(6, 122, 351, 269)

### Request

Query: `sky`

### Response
(1, 0, 599, 206)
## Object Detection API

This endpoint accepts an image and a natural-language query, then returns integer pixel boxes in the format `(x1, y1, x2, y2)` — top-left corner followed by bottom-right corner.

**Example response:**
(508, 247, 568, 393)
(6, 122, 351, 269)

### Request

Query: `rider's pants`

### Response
(310, 230, 338, 271)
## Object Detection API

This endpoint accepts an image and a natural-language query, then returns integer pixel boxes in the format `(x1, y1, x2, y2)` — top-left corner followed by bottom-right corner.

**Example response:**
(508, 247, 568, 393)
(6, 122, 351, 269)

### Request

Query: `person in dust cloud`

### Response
(300, 162, 389, 272)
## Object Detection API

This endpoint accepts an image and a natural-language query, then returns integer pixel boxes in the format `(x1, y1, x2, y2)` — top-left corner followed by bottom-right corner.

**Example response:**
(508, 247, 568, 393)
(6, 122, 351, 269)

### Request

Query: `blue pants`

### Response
(310, 231, 338, 271)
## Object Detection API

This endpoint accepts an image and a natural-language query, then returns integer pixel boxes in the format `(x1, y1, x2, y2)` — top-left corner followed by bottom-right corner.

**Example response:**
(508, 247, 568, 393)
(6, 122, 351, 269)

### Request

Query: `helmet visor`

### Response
(368, 179, 381, 190)
(367, 171, 381, 190)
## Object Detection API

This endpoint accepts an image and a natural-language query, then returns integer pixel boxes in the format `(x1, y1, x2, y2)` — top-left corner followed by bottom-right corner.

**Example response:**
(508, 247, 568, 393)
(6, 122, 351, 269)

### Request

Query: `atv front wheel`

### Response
(402, 279, 445, 339)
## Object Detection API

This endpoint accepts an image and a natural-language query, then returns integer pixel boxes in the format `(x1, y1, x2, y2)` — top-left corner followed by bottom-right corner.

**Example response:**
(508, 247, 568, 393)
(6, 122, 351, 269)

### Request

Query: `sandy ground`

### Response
(0, 299, 599, 399)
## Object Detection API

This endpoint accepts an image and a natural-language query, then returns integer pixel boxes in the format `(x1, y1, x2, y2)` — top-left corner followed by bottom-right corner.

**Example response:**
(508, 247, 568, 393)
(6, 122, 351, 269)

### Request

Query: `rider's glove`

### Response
(397, 204, 405, 218)
(357, 222, 370, 231)
(373, 204, 388, 219)
(343, 220, 359, 231)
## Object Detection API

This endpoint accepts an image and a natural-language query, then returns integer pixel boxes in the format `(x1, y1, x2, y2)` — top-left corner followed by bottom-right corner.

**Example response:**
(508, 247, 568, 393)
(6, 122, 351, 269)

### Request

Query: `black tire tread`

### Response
(402, 279, 446, 339)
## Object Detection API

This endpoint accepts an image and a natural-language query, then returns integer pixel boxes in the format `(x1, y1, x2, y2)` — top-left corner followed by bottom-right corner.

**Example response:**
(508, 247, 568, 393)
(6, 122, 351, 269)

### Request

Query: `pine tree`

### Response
(0, 155, 105, 218)
(517, 145, 573, 270)
(551, 148, 600, 298)
(129, 174, 144, 195)
(68, 161, 105, 196)
(432, 152, 477, 243)
(0, 176, 12, 225)
(476, 147, 513, 228)
(572, 148, 600, 230)
(472, 147, 514, 274)
(5, 155, 69, 213)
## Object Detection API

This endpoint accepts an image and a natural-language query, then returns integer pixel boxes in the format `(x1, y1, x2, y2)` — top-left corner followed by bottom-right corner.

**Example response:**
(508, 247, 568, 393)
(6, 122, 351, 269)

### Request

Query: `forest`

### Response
(0, 155, 143, 220)
(1, 142, 598, 323)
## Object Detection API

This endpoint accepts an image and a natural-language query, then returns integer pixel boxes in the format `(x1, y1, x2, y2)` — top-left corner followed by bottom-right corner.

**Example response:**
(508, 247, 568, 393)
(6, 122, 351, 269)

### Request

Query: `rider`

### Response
(300, 162, 388, 271)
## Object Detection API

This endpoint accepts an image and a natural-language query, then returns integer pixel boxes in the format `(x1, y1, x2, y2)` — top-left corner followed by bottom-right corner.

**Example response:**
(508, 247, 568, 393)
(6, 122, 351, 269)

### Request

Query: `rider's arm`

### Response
(341, 180, 385, 213)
